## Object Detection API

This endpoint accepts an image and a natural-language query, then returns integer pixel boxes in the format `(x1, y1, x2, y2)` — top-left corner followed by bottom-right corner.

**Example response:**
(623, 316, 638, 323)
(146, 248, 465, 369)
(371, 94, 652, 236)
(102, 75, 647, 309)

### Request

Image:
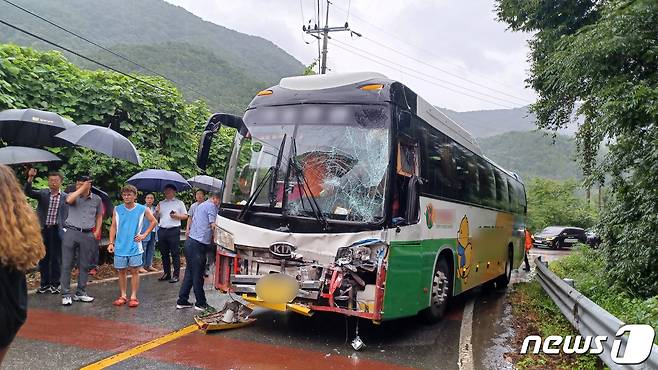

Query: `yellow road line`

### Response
(80, 324, 198, 370)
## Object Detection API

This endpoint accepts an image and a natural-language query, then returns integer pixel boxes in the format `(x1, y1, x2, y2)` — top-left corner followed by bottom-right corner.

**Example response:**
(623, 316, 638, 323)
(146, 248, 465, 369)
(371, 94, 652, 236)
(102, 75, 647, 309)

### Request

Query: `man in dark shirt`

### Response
(24, 168, 68, 294)
(60, 174, 103, 306)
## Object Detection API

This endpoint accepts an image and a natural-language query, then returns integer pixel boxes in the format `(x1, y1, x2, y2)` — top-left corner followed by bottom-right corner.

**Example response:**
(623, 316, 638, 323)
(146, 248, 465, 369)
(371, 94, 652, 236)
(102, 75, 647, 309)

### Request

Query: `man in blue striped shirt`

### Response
(176, 192, 220, 311)
(108, 185, 157, 308)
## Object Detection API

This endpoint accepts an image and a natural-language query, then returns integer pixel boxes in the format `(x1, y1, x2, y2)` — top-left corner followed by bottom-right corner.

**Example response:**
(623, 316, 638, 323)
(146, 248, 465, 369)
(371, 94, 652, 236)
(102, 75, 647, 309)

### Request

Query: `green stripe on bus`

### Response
(382, 239, 457, 320)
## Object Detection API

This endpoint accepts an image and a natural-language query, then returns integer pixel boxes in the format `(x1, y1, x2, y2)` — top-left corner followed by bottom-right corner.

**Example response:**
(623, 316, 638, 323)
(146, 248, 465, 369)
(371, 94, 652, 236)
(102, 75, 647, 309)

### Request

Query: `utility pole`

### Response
(303, 0, 360, 74)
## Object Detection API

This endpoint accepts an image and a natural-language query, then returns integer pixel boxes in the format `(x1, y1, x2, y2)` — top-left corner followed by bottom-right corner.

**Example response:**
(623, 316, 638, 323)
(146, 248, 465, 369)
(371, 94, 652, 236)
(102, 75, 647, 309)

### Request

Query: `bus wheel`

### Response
(421, 258, 450, 323)
(495, 247, 513, 289)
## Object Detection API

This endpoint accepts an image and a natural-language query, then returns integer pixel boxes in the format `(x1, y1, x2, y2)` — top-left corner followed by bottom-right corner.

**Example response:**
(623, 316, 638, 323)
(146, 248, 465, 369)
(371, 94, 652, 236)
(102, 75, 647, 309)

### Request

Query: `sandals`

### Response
(113, 297, 139, 307)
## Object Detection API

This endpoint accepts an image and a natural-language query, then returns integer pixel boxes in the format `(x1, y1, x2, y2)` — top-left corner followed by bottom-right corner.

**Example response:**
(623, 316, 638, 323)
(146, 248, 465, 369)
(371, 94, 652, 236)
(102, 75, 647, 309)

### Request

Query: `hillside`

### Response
(478, 131, 582, 181)
(86, 42, 265, 114)
(441, 106, 578, 138)
(0, 0, 304, 112)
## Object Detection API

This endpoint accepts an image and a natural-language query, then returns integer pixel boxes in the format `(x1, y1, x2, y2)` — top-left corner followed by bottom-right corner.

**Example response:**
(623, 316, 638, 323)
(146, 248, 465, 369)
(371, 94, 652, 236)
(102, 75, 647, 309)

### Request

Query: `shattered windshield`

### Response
(226, 104, 390, 223)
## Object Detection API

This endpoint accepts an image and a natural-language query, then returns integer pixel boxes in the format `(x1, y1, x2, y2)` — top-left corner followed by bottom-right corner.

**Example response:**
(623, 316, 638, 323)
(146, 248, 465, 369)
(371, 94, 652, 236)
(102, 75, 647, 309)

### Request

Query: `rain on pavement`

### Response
(3, 247, 571, 370)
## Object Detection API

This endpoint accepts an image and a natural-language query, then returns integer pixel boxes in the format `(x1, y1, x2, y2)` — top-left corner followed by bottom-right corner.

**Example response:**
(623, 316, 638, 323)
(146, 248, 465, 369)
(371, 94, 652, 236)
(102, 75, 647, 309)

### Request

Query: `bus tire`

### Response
(420, 258, 450, 323)
(495, 246, 513, 289)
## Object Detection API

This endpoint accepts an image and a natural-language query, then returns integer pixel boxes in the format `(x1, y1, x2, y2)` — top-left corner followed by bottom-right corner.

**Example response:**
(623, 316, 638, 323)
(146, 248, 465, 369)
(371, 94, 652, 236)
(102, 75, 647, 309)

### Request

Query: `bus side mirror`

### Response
(406, 175, 423, 224)
(196, 113, 247, 171)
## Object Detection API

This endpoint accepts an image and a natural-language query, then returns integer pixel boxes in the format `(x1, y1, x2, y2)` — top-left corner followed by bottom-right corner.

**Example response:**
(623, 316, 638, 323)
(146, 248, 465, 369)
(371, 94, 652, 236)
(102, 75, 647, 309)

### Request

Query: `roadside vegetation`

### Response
(508, 281, 601, 370)
(496, 0, 658, 299)
(525, 177, 598, 232)
(551, 245, 658, 341)
(0, 43, 234, 201)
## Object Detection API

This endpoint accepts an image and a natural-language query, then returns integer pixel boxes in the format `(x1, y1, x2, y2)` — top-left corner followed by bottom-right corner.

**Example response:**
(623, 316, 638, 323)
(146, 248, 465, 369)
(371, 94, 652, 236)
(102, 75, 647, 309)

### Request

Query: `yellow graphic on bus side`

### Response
(457, 215, 473, 281)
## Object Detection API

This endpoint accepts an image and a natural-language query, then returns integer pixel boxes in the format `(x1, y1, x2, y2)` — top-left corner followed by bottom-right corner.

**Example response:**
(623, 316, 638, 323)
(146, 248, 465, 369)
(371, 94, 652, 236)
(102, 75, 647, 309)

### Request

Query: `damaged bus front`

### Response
(197, 73, 396, 322)
(198, 72, 527, 324)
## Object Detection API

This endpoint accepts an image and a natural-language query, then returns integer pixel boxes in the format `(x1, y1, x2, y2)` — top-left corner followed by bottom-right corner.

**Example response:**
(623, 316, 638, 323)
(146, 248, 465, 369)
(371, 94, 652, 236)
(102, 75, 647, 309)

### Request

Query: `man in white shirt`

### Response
(154, 184, 187, 283)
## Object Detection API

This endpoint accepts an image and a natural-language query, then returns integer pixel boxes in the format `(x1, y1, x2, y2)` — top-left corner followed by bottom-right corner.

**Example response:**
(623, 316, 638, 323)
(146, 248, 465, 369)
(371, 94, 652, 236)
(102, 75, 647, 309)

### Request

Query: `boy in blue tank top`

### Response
(108, 185, 157, 307)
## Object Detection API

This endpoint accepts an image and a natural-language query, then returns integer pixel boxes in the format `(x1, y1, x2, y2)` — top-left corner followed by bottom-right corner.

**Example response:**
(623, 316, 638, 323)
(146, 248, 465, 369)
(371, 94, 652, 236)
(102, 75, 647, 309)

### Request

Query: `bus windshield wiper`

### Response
(268, 134, 286, 207)
(238, 135, 286, 221)
(284, 138, 329, 231)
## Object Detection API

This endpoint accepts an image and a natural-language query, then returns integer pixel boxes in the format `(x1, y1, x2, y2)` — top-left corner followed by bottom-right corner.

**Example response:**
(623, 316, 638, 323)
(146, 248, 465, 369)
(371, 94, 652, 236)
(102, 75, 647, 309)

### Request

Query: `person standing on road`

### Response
(185, 189, 206, 239)
(155, 184, 187, 283)
(24, 168, 68, 294)
(176, 191, 220, 312)
(60, 174, 103, 306)
(0, 165, 45, 366)
(108, 185, 157, 308)
(140, 193, 158, 273)
(523, 228, 533, 271)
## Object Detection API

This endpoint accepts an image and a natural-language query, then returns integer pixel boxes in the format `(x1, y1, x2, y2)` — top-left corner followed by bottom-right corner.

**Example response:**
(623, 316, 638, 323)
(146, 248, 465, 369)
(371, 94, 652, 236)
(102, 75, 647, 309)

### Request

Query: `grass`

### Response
(509, 281, 601, 370)
(551, 245, 658, 340)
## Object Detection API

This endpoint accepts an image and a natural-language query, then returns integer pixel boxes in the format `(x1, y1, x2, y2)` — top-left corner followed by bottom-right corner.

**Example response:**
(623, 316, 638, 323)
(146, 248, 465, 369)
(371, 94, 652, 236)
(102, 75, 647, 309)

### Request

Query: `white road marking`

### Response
(458, 298, 475, 370)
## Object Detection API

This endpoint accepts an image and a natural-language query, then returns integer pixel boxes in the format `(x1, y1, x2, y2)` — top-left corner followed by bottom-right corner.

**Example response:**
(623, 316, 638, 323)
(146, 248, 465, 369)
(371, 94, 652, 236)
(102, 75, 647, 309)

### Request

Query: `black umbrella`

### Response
(127, 169, 191, 192)
(55, 125, 141, 165)
(187, 175, 224, 193)
(0, 146, 61, 165)
(65, 184, 114, 218)
(0, 108, 76, 147)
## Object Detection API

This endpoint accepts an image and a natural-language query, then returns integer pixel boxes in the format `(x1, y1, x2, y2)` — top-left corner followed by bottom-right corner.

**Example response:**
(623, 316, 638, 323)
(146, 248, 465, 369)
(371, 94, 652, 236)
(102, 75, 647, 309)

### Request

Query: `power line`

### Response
(331, 39, 518, 109)
(0, 19, 181, 97)
(360, 35, 530, 106)
(1, 0, 214, 102)
(331, 3, 533, 103)
(330, 40, 516, 109)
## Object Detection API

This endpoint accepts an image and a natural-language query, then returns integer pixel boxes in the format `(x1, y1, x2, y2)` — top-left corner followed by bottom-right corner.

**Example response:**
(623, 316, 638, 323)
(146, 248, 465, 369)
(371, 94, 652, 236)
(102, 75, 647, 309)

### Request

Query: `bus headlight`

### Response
(215, 227, 235, 251)
(335, 240, 388, 272)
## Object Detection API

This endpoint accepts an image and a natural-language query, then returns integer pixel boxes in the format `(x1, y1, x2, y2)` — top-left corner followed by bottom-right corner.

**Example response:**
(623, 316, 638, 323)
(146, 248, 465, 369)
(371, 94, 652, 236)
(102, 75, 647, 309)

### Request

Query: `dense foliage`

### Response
(525, 177, 597, 232)
(0, 44, 233, 201)
(0, 0, 304, 112)
(496, 0, 658, 297)
(552, 246, 658, 339)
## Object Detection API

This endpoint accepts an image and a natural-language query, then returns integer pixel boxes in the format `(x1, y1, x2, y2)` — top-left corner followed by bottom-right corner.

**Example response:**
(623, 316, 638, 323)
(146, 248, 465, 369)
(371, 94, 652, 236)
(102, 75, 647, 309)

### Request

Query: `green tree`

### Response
(0, 44, 232, 203)
(526, 177, 597, 233)
(303, 60, 318, 76)
(496, 0, 658, 296)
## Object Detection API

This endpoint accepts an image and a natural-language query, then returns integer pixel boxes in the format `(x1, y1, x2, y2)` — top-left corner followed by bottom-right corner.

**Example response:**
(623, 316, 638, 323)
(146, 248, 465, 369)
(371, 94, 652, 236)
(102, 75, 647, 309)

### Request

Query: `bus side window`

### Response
(478, 159, 496, 208)
(494, 169, 509, 211)
(394, 140, 420, 224)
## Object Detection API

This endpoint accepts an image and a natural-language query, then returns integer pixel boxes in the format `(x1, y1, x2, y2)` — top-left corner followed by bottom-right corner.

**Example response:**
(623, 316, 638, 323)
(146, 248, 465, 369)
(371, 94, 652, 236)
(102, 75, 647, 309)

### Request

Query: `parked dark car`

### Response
(533, 226, 587, 249)
(585, 228, 601, 248)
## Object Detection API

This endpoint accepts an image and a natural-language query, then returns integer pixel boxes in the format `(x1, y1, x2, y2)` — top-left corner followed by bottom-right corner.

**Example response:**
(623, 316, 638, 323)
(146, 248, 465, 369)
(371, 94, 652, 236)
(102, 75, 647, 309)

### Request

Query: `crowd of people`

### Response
(0, 164, 220, 363)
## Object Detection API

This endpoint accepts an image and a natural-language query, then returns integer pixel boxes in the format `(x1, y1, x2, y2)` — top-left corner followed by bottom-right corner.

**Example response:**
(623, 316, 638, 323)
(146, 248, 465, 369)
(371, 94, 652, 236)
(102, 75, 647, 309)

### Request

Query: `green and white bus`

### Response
(197, 72, 527, 323)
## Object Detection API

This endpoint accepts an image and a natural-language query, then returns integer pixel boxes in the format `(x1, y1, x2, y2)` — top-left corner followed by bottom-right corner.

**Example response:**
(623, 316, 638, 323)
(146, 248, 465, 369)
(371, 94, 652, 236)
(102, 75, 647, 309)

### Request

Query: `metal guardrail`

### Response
(534, 257, 658, 370)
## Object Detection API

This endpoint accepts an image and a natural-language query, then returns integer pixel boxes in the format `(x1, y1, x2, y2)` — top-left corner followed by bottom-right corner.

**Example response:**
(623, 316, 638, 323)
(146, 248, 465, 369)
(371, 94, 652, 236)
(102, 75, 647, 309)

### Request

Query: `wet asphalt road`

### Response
(3, 247, 571, 370)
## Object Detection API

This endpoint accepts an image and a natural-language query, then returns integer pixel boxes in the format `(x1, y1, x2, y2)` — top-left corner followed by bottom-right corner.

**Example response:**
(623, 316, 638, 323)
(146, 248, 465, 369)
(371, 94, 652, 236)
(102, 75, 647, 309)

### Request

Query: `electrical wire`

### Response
(0, 19, 179, 97)
(330, 39, 516, 109)
(0, 0, 215, 102)
(337, 38, 524, 107)
(331, 3, 533, 102)
(361, 35, 530, 106)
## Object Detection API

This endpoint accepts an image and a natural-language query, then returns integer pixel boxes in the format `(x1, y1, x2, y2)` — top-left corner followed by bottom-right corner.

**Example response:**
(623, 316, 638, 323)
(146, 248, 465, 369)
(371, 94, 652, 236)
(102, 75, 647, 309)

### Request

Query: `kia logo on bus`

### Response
(269, 242, 296, 258)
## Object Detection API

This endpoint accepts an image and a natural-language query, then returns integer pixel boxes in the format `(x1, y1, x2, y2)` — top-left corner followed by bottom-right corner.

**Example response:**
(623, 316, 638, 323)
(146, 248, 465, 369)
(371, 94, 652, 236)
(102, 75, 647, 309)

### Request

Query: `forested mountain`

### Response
(0, 0, 304, 113)
(478, 131, 582, 181)
(440, 106, 578, 138)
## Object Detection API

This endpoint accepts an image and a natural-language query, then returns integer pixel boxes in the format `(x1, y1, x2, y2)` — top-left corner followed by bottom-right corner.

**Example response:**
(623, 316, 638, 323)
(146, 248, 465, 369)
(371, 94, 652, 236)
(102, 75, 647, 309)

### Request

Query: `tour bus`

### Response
(196, 72, 527, 323)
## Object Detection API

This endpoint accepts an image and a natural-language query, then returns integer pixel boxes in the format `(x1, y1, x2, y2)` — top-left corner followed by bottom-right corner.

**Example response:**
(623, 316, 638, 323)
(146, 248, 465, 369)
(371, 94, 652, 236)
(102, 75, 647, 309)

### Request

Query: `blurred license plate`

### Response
(564, 238, 578, 243)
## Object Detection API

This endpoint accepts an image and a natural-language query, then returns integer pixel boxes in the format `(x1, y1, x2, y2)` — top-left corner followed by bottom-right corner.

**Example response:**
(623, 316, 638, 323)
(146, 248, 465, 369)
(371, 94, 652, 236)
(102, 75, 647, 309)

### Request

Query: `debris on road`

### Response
(195, 300, 256, 333)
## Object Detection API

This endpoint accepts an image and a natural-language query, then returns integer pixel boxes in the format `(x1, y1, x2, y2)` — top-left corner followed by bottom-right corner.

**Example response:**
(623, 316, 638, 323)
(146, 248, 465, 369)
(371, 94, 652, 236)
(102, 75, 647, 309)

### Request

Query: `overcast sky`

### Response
(164, 0, 536, 112)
